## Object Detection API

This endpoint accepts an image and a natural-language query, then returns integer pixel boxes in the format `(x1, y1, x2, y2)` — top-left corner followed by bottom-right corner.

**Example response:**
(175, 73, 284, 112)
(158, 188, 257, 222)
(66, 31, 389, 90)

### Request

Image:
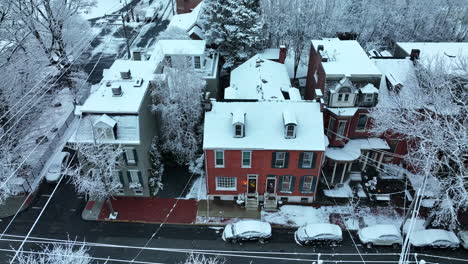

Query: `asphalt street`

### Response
(0, 180, 467, 264)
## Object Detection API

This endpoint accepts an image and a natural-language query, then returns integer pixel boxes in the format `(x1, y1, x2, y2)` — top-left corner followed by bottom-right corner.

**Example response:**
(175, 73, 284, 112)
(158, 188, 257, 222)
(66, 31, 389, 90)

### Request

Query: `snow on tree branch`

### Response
(14, 241, 91, 264)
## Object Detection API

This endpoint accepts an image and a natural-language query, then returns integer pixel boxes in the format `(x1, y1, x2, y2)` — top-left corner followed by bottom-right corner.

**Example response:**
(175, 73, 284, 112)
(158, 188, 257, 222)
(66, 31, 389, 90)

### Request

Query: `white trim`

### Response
(214, 150, 224, 168)
(241, 151, 252, 168)
(280, 175, 293, 192)
(215, 176, 237, 191)
(302, 175, 314, 192)
(234, 123, 244, 138)
(275, 152, 286, 168)
(302, 152, 313, 168)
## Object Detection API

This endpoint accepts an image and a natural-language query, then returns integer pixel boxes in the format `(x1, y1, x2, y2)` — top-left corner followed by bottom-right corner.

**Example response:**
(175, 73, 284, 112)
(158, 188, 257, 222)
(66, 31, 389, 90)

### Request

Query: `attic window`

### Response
(232, 111, 246, 138)
(234, 124, 244, 137)
(286, 125, 296, 138)
(283, 111, 297, 139)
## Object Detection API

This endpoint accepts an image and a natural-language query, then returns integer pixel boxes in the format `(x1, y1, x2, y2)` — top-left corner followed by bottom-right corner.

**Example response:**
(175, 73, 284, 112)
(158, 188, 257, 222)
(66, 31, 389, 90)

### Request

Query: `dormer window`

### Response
(283, 111, 297, 139)
(338, 87, 351, 102)
(232, 111, 245, 138)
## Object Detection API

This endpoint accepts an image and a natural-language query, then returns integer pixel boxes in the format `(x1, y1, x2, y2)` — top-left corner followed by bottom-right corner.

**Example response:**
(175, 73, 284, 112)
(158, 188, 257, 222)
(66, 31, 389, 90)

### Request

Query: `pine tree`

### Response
(202, 0, 266, 69)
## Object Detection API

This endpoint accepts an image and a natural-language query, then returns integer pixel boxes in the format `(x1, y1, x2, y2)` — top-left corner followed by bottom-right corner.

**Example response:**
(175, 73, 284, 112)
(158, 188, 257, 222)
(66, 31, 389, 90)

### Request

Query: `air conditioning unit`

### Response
(133, 78, 143, 87)
(120, 69, 131, 79)
(111, 85, 123, 96)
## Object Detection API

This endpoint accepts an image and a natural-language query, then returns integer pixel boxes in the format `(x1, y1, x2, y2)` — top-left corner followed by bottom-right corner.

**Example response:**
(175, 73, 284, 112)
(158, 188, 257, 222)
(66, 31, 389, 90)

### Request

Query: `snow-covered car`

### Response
(294, 223, 342, 246)
(45, 152, 70, 183)
(358, 224, 402, 248)
(222, 220, 272, 243)
(409, 229, 460, 249)
(459, 231, 468, 250)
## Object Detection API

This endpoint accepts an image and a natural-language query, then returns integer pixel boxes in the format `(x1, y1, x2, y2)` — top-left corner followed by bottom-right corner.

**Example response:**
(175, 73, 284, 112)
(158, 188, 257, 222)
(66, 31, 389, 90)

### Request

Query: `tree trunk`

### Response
(400, 193, 417, 233)
(107, 196, 115, 215)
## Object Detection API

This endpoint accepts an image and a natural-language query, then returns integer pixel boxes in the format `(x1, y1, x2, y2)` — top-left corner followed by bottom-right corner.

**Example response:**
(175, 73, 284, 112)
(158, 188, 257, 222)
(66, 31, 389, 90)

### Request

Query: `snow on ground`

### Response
(81, 0, 124, 20)
(323, 180, 354, 198)
(183, 176, 207, 200)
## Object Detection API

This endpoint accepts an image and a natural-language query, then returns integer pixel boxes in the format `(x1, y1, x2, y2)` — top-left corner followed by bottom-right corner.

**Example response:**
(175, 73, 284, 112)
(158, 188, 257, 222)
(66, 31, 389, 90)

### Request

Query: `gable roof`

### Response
(93, 114, 116, 128)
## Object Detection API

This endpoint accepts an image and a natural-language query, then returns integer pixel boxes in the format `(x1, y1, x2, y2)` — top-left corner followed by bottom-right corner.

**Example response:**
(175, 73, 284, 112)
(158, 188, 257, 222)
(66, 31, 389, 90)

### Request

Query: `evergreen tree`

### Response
(202, 0, 265, 69)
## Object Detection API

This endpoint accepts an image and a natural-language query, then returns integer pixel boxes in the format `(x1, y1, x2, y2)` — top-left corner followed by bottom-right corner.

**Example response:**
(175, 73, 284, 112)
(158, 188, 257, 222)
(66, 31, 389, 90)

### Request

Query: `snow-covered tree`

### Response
(201, 0, 266, 68)
(182, 254, 225, 264)
(149, 136, 164, 196)
(151, 56, 206, 165)
(69, 143, 124, 218)
(370, 57, 468, 229)
(14, 242, 91, 264)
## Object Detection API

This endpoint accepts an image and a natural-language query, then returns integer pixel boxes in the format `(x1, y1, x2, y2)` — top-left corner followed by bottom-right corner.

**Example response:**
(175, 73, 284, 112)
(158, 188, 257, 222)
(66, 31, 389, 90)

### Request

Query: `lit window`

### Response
(302, 152, 314, 168)
(242, 151, 251, 168)
(215, 150, 224, 167)
(215, 177, 236, 191)
(194, 56, 201, 69)
(281, 175, 292, 192)
(275, 152, 286, 168)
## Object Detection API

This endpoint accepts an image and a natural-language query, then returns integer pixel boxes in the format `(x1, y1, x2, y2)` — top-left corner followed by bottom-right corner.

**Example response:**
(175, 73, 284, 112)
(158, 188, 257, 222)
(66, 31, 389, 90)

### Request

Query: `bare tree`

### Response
(69, 142, 124, 219)
(14, 241, 91, 264)
(182, 254, 225, 264)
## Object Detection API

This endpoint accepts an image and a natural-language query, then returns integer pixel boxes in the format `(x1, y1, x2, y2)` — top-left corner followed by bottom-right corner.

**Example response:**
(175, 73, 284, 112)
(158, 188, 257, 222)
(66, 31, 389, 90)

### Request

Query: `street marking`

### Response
(70, 209, 76, 212)
(31, 207, 42, 210)
(41, 194, 51, 197)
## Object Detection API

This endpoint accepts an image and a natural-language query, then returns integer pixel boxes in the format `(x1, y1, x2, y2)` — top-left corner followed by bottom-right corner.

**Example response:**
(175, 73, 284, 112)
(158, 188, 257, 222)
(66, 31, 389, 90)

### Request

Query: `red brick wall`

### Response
(305, 44, 326, 100)
(176, 0, 202, 14)
(205, 149, 323, 197)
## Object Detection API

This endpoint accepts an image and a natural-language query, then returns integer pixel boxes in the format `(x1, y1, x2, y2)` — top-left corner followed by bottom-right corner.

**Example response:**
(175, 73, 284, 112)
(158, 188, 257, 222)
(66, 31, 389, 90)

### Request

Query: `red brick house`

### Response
(176, 0, 202, 14)
(203, 100, 325, 210)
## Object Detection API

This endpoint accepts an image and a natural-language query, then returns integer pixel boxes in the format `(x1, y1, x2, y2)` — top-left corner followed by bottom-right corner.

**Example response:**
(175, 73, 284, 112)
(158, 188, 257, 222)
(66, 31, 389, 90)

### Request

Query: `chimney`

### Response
(410, 49, 420, 61)
(133, 51, 142, 61)
(120, 69, 131, 79)
(111, 84, 123, 96)
(317, 45, 324, 52)
(279, 45, 287, 64)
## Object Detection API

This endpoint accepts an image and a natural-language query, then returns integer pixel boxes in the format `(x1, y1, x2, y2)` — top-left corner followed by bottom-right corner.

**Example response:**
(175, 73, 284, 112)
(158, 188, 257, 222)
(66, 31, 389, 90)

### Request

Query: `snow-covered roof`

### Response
(283, 110, 297, 125)
(409, 229, 460, 247)
(288, 88, 301, 101)
(284, 51, 308, 79)
(396, 42, 468, 75)
(203, 101, 325, 151)
(80, 59, 157, 114)
(157, 40, 206, 55)
(69, 115, 140, 144)
(168, 1, 203, 32)
(406, 172, 442, 198)
(299, 223, 342, 240)
(232, 110, 245, 124)
(311, 39, 382, 78)
(325, 138, 390, 161)
(226, 55, 292, 100)
(94, 114, 117, 128)
(327, 107, 359, 117)
(358, 224, 401, 242)
(360, 84, 379, 94)
(259, 48, 280, 60)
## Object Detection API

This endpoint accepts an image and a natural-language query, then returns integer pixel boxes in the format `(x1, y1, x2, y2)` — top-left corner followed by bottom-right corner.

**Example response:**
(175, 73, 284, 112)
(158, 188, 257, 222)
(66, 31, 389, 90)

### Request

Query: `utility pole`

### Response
(121, 14, 131, 59)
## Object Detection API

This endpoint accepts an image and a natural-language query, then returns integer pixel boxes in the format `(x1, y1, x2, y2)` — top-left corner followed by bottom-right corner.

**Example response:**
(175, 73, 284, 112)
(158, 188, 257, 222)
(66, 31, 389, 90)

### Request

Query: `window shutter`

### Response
(311, 152, 317, 169)
(278, 176, 284, 192)
(284, 152, 289, 168)
(271, 152, 276, 168)
(126, 171, 131, 183)
(289, 176, 296, 192)
(138, 171, 143, 185)
(311, 176, 318, 192)
(298, 152, 304, 168)
(299, 176, 305, 192)
(118, 171, 124, 185)
(133, 149, 138, 164)
(123, 151, 128, 165)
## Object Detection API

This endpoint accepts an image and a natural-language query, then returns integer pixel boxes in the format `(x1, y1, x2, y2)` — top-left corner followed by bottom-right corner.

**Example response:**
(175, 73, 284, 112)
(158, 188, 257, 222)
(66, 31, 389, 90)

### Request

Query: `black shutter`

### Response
(123, 151, 128, 165)
(133, 149, 138, 164)
(299, 176, 305, 193)
(126, 171, 131, 183)
(311, 152, 317, 169)
(298, 152, 304, 168)
(278, 176, 284, 192)
(118, 171, 124, 185)
(271, 152, 276, 168)
(138, 171, 143, 185)
(311, 176, 318, 193)
(284, 152, 289, 168)
(289, 176, 296, 192)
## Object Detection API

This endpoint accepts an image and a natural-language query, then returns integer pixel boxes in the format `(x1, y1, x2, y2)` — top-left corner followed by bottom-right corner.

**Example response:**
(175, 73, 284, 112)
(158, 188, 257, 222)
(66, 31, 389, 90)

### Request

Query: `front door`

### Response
(266, 176, 276, 194)
(247, 175, 257, 195)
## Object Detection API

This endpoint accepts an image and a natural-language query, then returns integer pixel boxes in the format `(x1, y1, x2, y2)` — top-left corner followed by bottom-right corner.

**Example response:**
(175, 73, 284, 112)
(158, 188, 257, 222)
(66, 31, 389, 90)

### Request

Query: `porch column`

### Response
(362, 151, 369, 170)
(348, 161, 352, 172)
(331, 162, 337, 184)
(377, 152, 384, 169)
(340, 163, 347, 184)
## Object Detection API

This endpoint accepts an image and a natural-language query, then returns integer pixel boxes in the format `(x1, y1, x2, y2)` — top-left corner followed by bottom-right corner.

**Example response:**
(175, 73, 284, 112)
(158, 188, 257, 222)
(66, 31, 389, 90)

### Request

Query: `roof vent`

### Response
(111, 84, 123, 96)
(261, 79, 268, 84)
(133, 78, 144, 87)
(317, 45, 324, 52)
(106, 81, 112, 87)
(120, 69, 131, 79)
(255, 58, 264, 68)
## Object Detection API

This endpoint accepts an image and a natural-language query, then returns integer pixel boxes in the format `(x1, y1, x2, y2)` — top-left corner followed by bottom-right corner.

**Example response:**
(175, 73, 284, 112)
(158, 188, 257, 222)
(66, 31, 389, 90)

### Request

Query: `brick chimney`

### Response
(279, 45, 287, 64)
(410, 49, 420, 61)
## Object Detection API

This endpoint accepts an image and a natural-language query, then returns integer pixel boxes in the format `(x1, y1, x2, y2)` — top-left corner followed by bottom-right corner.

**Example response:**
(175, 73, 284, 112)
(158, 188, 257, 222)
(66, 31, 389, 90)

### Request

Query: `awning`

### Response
(325, 138, 390, 162)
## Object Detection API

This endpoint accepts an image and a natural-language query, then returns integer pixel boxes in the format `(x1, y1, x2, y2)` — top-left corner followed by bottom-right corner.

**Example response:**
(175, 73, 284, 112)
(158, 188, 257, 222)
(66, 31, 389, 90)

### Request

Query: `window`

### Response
(286, 125, 296, 138)
(338, 94, 343, 101)
(215, 150, 224, 167)
(337, 121, 346, 138)
(313, 71, 318, 82)
(356, 114, 368, 131)
(281, 175, 293, 192)
(241, 151, 251, 168)
(364, 93, 374, 102)
(124, 147, 137, 165)
(194, 56, 201, 69)
(327, 117, 335, 137)
(234, 124, 244, 137)
(215, 177, 236, 191)
(302, 176, 314, 192)
(344, 94, 349, 101)
(96, 127, 114, 140)
(275, 152, 286, 168)
(302, 152, 314, 168)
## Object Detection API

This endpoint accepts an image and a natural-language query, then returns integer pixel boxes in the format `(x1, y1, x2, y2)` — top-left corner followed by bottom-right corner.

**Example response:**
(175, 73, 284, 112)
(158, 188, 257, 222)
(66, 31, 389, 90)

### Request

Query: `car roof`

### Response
(410, 229, 460, 244)
(302, 223, 342, 238)
(233, 220, 271, 235)
(360, 224, 401, 240)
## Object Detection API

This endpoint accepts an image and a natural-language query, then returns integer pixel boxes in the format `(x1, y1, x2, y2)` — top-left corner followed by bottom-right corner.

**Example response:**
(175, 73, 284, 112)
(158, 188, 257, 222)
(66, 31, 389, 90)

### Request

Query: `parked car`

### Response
(294, 223, 342, 246)
(410, 229, 460, 249)
(358, 224, 402, 248)
(459, 231, 468, 250)
(45, 152, 70, 183)
(222, 220, 272, 244)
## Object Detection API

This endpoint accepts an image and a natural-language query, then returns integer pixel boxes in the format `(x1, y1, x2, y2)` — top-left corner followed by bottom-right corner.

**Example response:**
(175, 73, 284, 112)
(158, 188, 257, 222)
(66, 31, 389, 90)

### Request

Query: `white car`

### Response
(358, 224, 402, 248)
(294, 223, 342, 246)
(45, 152, 70, 183)
(459, 231, 468, 250)
(222, 220, 272, 244)
(410, 229, 460, 249)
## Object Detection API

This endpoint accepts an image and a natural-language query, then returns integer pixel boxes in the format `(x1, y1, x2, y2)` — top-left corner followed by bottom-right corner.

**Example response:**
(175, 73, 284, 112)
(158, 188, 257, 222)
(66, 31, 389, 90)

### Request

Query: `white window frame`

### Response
(241, 151, 252, 168)
(285, 125, 296, 138)
(302, 152, 313, 168)
(125, 147, 136, 165)
(194, 56, 201, 69)
(344, 93, 350, 102)
(302, 176, 314, 192)
(337, 120, 347, 138)
(215, 177, 237, 191)
(234, 124, 244, 137)
(327, 117, 335, 137)
(281, 175, 292, 192)
(313, 71, 318, 83)
(215, 150, 224, 168)
(337, 94, 343, 101)
(275, 152, 286, 168)
(356, 114, 368, 131)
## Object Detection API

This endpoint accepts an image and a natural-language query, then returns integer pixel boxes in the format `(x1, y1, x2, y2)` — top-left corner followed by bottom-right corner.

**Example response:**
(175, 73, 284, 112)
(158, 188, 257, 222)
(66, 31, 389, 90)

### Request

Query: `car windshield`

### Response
(231, 225, 235, 235)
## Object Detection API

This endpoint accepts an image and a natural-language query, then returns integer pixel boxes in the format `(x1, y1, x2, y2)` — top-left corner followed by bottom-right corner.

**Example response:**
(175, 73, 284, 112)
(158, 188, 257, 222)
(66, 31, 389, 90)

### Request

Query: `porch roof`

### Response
(325, 138, 390, 161)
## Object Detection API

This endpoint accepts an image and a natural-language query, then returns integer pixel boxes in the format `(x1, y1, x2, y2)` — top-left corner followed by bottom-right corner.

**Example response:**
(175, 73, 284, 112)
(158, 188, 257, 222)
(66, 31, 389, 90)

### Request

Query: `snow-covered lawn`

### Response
(323, 180, 354, 198)
(81, 0, 124, 20)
